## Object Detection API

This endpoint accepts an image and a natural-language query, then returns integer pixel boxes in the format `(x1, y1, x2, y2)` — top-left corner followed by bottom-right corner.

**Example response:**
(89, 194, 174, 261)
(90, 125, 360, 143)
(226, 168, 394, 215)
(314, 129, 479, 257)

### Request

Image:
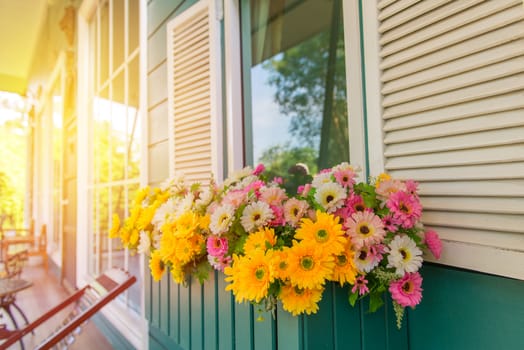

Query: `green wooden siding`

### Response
(409, 265, 524, 350)
(147, 263, 524, 350)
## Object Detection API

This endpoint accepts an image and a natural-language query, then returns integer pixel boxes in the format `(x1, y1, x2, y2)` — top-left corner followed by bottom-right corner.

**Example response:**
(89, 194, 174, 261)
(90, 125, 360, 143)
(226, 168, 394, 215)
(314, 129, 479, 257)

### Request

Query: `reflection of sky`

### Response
(52, 96, 63, 128)
(93, 97, 139, 137)
(251, 64, 291, 163)
(93, 97, 140, 161)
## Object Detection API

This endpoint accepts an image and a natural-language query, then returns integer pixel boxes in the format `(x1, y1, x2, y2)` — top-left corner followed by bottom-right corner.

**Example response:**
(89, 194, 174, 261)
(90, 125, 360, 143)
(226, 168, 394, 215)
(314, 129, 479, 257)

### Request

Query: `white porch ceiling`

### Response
(0, 0, 49, 94)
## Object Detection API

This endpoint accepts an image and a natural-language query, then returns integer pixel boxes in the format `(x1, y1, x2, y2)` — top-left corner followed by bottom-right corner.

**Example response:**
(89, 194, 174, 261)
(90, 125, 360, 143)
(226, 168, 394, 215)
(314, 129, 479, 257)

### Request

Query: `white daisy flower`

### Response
(224, 166, 253, 187)
(210, 204, 235, 235)
(160, 173, 185, 190)
(195, 187, 213, 210)
(311, 172, 333, 189)
(240, 201, 273, 233)
(354, 246, 379, 273)
(234, 175, 258, 190)
(152, 198, 177, 230)
(152, 231, 162, 250)
(137, 230, 151, 255)
(386, 235, 423, 276)
(332, 162, 353, 172)
(314, 182, 346, 213)
(174, 192, 194, 218)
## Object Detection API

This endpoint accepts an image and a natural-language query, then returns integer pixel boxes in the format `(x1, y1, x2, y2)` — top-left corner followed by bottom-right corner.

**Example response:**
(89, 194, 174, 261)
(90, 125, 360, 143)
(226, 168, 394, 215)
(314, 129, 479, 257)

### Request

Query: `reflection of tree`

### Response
(0, 119, 27, 227)
(258, 144, 316, 195)
(263, 1, 348, 169)
(0, 172, 19, 227)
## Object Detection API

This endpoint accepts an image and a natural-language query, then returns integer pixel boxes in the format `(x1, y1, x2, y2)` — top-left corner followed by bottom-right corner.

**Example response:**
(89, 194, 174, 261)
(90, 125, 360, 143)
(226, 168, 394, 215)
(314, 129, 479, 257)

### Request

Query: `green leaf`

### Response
(233, 234, 248, 255)
(369, 292, 384, 313)
(194, 260, 211, 284)
(348, 291, 359, 307)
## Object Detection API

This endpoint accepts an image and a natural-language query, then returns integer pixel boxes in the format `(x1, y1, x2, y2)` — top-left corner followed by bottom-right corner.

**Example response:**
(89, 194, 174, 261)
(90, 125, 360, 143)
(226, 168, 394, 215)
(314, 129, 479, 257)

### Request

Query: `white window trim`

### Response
(77, 1, 148, 348)
(342, 0, 370, 179)
(359, 0, 524, 281)
(224, 0, 244, 173)
(34, 51, 67, 269)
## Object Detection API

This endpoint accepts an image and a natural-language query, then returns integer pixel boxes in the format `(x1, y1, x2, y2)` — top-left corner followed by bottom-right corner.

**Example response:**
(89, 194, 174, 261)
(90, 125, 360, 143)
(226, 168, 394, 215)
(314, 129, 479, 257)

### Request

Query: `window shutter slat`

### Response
(167, 0, 223, 184)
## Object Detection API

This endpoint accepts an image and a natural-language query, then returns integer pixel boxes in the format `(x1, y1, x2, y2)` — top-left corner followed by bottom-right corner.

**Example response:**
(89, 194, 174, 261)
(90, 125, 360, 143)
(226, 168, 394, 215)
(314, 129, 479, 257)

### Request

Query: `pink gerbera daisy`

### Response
(333, 168, 356, 188)
(404, 180, 419, 196)
(346, 193, 367, 214)
(283, 198, 309, 227)
(208, 254, 232, 272)
(376, 179, 406, 200)
(243, 180, 265, 197)
(424, 230, 442, 260)
(269, 204, 285, 226)
(382, 214, 398, 233)
(260, 186, 287, 206)
(389, 272, 423, 308)
(222, 190, 247, 208)
(206, 235, 229, 257)
(253, 164, 265, 175)
(386, 191, 422, 229)
(352, 275, 369, 296)
(346, 211, 386, 249)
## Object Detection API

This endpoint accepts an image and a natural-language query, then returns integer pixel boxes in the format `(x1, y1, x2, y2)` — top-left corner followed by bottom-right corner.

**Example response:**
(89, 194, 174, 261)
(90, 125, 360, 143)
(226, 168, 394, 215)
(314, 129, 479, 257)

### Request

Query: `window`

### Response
(240, 0, 349, 190)
(87, 0, 141, 311)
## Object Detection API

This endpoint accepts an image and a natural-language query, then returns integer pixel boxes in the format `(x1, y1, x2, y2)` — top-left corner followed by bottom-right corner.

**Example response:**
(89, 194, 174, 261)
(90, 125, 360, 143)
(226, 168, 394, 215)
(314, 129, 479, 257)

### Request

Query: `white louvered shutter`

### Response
(167, 0, 223, 184)
(376, 0, 524, 279)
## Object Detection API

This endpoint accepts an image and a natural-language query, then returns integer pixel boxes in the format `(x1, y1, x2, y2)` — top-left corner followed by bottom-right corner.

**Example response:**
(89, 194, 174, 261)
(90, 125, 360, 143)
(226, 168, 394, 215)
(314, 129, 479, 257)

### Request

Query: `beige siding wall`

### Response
(147, 0, 197, 185)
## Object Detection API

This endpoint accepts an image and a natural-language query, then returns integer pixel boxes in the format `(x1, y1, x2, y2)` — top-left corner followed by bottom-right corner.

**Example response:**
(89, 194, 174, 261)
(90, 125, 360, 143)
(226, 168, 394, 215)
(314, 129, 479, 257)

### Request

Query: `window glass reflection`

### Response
(245, 0, 348, 193)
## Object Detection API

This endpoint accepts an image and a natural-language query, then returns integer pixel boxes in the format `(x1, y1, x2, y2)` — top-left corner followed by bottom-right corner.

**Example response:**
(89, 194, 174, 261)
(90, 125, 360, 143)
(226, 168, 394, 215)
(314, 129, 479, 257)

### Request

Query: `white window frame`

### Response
(33, 52, 67, 270)
(77, 1, 148, 348)
(224, 0, 367, 175)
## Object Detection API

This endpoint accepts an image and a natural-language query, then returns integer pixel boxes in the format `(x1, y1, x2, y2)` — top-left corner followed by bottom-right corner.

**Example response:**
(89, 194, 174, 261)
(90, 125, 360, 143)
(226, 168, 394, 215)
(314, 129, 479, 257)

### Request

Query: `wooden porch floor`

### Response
(3, 264, 114, 349)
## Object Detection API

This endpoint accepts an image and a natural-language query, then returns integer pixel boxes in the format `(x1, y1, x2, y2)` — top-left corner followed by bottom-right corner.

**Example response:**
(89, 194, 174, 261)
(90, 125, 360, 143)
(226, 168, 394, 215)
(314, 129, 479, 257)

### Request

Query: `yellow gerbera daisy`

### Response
(243, 227, 277, 255)
(137, 204, 157, 231)
(133, 186, 150, 206)
(198, 213, 211, 231)
(149, 250, 166, 281)
(279, 284, 323, 316)
(129, 229, 140, 247)
(295, 210, 346, 256)
(271, 248, 291, 281)
(174, 238, 195, 265)
(287, 240, 334, 289)
(109, 214, 121, 238)
(375, 173, 391, 188)
(329, 241, 358, 286)
(174, 211, 200, 238)
(225, 250, 274, 303)
(170, 265, 185, 284)
(158, 230, 177, 263)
